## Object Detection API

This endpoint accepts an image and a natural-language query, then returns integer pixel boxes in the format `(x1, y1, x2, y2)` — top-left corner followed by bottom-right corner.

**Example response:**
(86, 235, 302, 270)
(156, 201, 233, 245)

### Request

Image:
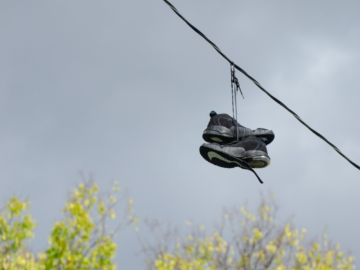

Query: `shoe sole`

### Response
(203, 127, 274, 145)
(202, 130, 235, 145)
(199, 144, 270, 169)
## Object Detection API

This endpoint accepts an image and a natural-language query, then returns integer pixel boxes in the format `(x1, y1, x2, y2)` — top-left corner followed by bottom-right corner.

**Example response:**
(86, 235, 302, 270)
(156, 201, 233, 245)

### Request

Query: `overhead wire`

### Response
(162, 0, 360, 171)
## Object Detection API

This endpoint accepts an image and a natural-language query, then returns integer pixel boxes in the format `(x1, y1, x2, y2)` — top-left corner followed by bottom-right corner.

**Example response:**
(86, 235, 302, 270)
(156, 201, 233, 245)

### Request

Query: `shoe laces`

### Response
(234, 157, 263, 184)
(231, 62, 244, 143)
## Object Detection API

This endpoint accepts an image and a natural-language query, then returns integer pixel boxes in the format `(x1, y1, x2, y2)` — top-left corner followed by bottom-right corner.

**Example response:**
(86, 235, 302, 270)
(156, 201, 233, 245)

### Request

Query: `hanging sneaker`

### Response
(202, 111, 275, 145)
(199, 136, 270, 169)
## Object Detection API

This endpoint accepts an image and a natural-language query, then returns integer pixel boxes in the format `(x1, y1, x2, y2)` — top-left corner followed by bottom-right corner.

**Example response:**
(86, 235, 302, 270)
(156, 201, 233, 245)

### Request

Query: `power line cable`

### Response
(163, 0, 360, 171)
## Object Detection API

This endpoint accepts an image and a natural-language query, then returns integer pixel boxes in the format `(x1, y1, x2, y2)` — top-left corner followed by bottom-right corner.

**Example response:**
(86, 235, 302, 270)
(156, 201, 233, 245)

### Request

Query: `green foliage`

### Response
(0, 181, 136, 270)
(1, 184, 356, 270)
(147, 197, 356, 270)
(0, 197, 37, 269)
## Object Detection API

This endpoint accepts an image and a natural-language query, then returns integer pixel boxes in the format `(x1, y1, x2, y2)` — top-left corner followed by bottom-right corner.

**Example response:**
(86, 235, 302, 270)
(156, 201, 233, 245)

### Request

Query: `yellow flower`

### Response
(253, 228, 263, 239)
(266, 242, 277, 254)
(326, 250, 334, 265)
(296, 252, 308, 264)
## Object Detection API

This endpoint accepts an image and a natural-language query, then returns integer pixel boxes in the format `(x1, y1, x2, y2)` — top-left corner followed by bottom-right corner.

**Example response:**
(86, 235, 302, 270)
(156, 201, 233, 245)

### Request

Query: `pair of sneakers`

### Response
(199, 111, 275, 183)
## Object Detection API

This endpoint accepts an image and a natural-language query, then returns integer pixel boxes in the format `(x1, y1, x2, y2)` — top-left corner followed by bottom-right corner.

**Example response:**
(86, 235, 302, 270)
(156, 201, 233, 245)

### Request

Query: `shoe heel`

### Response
(243, 156, 271, 168)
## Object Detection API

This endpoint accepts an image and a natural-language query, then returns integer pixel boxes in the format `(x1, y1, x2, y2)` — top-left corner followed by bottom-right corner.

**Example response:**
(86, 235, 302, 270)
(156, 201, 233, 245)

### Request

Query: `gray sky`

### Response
(1, 0, 359, 268)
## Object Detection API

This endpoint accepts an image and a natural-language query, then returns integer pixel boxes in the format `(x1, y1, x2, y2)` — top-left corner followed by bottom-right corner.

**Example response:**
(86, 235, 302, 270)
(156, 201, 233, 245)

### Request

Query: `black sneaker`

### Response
(202, 111, 275, 145)
(199, 136, 270, 183)
(199, 135, 270, 169)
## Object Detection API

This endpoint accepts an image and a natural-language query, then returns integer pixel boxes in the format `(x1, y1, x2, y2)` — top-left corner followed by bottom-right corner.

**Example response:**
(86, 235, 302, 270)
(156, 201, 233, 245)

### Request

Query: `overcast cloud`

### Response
(0, 0, 359, 268)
